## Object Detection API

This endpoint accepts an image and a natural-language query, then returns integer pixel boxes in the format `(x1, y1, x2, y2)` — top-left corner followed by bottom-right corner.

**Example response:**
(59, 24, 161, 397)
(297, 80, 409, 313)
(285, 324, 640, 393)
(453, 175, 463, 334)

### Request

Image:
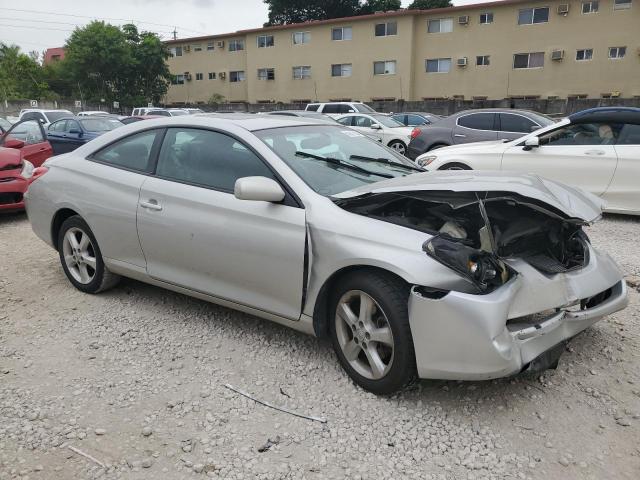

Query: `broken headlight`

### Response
(423, 236, 512, 293)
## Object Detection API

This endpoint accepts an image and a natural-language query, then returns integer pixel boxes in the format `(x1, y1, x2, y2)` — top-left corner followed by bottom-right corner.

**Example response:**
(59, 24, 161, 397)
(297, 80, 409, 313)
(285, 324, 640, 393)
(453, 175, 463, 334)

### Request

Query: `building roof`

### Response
(164, 0, 530, 45)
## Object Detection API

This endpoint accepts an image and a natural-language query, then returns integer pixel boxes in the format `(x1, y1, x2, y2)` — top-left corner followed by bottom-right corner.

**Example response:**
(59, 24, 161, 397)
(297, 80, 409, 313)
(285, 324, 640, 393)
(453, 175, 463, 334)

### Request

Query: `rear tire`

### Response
(329, 270, 416, 394)
(57, 215, 120, 294)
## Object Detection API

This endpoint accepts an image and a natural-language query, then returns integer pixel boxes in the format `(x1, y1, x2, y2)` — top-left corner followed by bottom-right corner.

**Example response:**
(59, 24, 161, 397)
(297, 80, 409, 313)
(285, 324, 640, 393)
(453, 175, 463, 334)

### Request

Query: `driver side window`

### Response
(50, 121, 68, 133)
(539, 123, 622, 146)
(354, 116, 373, 128)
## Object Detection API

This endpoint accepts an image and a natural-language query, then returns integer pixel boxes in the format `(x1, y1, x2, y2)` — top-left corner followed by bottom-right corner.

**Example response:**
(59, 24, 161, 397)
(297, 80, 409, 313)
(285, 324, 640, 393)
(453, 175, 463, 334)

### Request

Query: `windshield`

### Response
(45, 111, 73, 123)
(80, 118, 121, 132)
(354, 104, 375, 113)
(527, 112, 555, 128)
(255, 125, 421, 196)
(169, 110, 188, 116)
(370, 114, 405, 128)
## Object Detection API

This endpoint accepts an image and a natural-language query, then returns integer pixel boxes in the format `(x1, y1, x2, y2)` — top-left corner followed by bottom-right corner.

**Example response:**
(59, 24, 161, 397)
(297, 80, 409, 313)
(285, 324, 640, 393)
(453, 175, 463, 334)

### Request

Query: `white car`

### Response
(77, 111, 110, 116)
(337, 113, 413, 155)
(417, 107, 640, 215)
(18, 109, 74, 127)
(305, 102, 376, 118)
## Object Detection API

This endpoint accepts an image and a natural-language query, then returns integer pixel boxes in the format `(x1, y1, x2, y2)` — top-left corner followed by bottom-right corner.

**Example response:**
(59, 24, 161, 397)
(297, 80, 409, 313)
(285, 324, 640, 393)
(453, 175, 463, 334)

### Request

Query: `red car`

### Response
(0, 120, 53, 212)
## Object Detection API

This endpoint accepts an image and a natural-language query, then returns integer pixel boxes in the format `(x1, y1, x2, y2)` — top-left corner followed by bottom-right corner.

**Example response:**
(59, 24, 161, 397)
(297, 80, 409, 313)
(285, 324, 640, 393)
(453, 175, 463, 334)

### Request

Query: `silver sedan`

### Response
(25, 115, 628, 394)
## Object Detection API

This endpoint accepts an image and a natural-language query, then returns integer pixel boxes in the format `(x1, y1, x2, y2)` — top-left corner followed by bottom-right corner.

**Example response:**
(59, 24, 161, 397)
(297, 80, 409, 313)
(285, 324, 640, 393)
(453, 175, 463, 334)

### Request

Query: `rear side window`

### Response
(155, 128, 275, 192)
(408, 114, 429, 126)
(499, 113, 538, 133)
(457, 113, 496, 131)
(306, 104, 320, 112)
(617, 124, 640, 145)
(337, 117, 353, 126)
(92, 130, 158, 172)
(322, 104, 340, 114)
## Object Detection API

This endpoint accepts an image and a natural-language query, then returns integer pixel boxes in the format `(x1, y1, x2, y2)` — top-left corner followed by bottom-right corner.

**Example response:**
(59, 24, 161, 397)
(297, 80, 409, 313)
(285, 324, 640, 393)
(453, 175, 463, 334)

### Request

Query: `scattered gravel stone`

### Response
(94, 428, 107, 436)
(141, 426, 153, 437)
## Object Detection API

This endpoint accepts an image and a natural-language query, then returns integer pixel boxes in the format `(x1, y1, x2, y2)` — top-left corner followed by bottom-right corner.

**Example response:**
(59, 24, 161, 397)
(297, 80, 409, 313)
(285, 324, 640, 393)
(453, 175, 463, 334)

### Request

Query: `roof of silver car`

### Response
(192, 113, 331, 130)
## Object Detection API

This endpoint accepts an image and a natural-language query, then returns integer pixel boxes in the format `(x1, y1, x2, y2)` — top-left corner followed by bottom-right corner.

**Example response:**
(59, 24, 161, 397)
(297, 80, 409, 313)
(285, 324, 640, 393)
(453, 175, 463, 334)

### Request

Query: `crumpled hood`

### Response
(0, 147, 23, 170)
(334, 170, 604, 223)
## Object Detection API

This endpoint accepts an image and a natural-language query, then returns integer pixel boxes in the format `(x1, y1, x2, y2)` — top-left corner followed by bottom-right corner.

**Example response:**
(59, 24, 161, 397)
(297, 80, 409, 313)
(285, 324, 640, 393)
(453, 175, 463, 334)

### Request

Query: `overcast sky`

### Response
(2, 0, 481, 55)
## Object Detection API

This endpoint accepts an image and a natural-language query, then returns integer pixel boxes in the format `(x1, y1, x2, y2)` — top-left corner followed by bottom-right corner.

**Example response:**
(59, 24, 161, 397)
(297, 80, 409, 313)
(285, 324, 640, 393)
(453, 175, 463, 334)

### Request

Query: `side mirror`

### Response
(523, 136, 539, 151)
(371, 124, 382, 130)
(4, 138, 25, 149)
(234, 176, 285, 203)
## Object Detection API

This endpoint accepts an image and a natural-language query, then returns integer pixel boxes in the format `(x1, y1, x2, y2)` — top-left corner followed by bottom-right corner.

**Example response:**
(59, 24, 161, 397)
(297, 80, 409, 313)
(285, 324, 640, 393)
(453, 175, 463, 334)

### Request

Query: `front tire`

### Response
(439, 162, 471, 171)
(329, 271, 416, 394)
(388, 140, 407, 156)
(58, 215, 120, 293)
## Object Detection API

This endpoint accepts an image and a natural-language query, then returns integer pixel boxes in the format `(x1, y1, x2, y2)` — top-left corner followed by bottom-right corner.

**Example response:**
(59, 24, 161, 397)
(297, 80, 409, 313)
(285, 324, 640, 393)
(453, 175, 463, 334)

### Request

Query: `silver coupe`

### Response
(25, 115, 628, 394)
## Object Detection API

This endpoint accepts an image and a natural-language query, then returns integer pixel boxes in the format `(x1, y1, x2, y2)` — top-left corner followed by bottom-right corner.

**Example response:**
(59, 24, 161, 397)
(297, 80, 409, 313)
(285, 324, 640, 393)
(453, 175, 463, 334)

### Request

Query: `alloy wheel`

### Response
(390, 142, 406, 155)
(335, 290, 395, 380)
(62, 227, 97, 284)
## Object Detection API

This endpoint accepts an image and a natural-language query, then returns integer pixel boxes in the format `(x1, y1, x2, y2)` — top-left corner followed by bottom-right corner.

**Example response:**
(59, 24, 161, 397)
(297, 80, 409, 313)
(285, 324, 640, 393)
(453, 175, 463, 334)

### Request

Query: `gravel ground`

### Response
(1, 212, 639, 480)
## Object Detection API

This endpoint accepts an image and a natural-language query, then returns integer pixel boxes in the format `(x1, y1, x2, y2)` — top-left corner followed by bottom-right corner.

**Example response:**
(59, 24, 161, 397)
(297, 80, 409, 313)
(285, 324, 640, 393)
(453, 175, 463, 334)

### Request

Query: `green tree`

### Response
(360, 0, 402, 14)
(62, 21, 171, 107)
(0, 43, 51, 101)
(264, 0, 361, 25)
(408, 0, 453, 9)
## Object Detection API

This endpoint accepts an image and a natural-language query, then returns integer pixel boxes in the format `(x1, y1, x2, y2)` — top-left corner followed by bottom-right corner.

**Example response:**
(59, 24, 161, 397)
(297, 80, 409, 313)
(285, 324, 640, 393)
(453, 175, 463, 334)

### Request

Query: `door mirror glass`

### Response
(234, 176, 285, 202)
(4, 138, 25, 149)
(523, 136, 540, 150)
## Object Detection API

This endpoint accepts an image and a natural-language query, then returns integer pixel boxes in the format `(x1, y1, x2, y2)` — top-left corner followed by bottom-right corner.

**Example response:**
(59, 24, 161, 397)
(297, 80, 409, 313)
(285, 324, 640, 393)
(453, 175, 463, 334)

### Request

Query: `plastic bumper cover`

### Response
(408, 247, 628, 380)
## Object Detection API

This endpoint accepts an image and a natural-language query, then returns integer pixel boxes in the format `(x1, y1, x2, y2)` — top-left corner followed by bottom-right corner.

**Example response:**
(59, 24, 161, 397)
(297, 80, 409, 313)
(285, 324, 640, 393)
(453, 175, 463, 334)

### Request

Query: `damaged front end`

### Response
(336, 190, 591, 293)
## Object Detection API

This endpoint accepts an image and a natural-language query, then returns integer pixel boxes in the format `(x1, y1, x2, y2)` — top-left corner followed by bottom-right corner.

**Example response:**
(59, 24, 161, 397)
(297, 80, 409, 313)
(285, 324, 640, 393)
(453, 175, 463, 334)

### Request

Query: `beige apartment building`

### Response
(163, 0, 640, 105)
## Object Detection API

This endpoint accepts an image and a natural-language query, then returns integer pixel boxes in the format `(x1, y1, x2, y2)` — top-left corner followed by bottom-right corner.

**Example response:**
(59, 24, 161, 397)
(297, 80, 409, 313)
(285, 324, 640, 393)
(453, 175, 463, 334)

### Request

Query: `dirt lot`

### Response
(1, 212, 639, 480)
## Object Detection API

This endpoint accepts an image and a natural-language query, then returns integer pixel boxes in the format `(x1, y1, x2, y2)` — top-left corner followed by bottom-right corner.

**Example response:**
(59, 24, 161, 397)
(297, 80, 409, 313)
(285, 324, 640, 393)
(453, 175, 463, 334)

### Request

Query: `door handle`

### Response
(584, 149, 605, 156)
(454, 134, 466, 138)
(139, 200, 163, 211)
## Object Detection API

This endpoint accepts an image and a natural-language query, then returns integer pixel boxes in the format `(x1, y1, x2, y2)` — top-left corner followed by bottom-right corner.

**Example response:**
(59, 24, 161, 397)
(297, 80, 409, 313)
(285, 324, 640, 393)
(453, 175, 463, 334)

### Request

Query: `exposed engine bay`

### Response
(336, 191, 590, 293)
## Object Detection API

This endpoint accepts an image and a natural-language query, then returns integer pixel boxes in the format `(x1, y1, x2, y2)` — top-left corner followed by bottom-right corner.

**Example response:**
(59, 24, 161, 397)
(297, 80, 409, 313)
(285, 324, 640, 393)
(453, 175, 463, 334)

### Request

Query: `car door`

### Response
(65, 120, 86, 151)
(605, 123, 640, 213)
(351, 115, 384, 142)
(1, 119, 52, 166)
(136, 127, 306, 320)
(47, 120, 68, 154)
(498, 113, 541, 141)
(452, 112, 498, 144)
(500, 122, 619, 196)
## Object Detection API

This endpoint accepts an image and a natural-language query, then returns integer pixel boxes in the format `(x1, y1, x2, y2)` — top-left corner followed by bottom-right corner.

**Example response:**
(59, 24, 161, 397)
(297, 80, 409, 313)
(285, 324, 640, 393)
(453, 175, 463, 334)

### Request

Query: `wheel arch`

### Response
(312, 265, 410, 339)
(427, 142, 450, 151)
(51, 208, 81, 250)
(438, 161, 472, 171)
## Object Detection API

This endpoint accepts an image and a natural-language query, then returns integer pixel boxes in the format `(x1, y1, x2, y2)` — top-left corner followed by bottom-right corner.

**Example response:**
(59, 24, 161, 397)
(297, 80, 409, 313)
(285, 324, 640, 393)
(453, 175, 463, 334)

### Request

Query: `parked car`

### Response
(0, 119, 52, 212)
(25, 115, 626, 393)
(417, 107, 640, 215)
(391, 112, 441, 127)
(406, 109, 555, 159)
(264, 110, 339, 124)
(146, 109, 189, 117)
(47, 116, 124, 155)
(337, 113, 413, 154)
(131, 107, 163, 116)
(305, 102, 376, 118)
(77, 111, 110, 116)
(18, 109, 74, 127)
(120, 115, 165, 125)
(184, 108, 204, 114)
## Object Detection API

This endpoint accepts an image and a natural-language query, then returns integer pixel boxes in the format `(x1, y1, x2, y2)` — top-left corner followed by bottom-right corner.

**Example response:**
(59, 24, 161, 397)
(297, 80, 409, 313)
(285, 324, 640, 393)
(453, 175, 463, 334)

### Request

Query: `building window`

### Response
(208, 72, 216, 80)
(229, 39, 245, 52)
(257, 68, 275, 80)
(568, 94, 588, 99)
(614, 0, 632, 9)
(172, 74, 185, 85)
(425, 58, 452, 73)
(207, 42, 214, 51)
(257, 35, 274, 48)
(576, 49, 593, 61)
(609, 46, 626, 58)
(373, 60, 396, 75)
(428, 18, 453, 33)
(173, 46, 183, 57)
(195, 73, 203, 80)
(476, 55, 490, 66)
(374, 22, 397, 36)
(332, 26, 352, 41)
(292, 31, 311, 45)
(292, 66, 311, 79)
(513, 52, 545, 68)
(479, 12, 494, 23)
(331, 64, 352, 77)
(582, 1, 599, 13)
(193, 44, 202, 52)
(518, 7, 550, 24)
(229, 71, 245, 82)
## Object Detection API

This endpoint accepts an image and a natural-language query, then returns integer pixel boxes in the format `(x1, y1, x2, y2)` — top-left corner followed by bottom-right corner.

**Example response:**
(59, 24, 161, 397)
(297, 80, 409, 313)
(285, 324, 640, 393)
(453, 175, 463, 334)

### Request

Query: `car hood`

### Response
(0, 148, 23, 169)
(333, 170, 604, 223)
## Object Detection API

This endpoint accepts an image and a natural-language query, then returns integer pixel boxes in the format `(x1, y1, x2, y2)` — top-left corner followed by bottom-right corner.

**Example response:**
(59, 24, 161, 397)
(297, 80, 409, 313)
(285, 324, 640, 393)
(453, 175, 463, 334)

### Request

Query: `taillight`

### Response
(31, 166, 49, 181)
(411, 128, 421, 139)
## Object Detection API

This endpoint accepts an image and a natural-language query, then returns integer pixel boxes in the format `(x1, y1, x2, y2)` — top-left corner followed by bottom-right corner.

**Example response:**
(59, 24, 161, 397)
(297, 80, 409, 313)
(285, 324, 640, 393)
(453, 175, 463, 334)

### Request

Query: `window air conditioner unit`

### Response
(551, 50, 564, 61)
(184, 72, 192, 81)
(458, 15, 469, 25)
(557, 4, 569, 15)
(611, 91, 621, 98)
(457, 57, 468, 67)
(219, 71, 226, 79)
(217, 41, 225, 48)
(184, 45, 191, 52)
